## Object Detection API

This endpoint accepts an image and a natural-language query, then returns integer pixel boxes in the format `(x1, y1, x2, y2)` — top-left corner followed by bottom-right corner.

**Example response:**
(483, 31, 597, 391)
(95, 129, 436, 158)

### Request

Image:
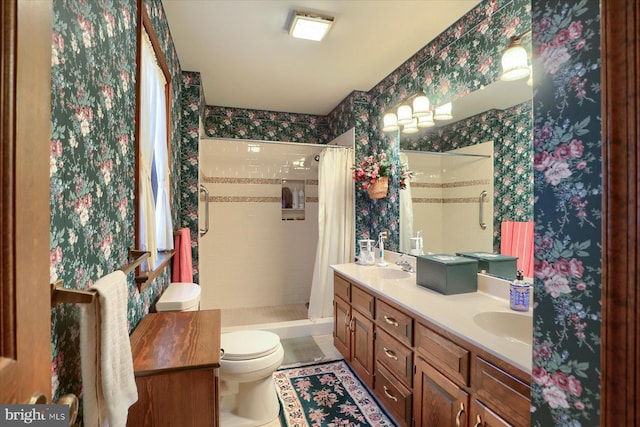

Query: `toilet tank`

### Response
(156, 282, 201, 312)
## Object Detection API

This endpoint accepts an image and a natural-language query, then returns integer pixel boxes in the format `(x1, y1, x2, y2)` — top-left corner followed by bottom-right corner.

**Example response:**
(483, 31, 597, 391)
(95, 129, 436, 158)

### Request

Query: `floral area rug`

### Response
(273, 360, 395, 427)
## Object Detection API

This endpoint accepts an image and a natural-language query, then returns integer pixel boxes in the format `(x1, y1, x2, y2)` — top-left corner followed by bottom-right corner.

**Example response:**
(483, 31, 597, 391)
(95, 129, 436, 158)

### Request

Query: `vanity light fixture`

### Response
(396, 104, 414, 125)
(288, 11, 334, 41)
(500, 29, 532, 81)
(417, 111, 435, 128)
(382, 113, 399, 132)
(382, 90, 442, 133)
(526, 65, 533, 86)
(433, 102, 453, 121)
(402, 118, 419, 134)
(412, 94, 430, 117)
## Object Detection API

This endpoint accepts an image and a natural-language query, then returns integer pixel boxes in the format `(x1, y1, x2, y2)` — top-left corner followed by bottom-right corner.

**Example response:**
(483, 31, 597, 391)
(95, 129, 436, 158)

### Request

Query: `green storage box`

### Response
(456, 251, 518, 280)
(416, 254, 478, 295)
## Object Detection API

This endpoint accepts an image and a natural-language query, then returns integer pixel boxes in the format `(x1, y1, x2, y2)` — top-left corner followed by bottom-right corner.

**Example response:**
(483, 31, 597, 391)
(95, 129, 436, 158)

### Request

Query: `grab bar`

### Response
(200, 184, 210, 237)
(479, 190, 488, 230)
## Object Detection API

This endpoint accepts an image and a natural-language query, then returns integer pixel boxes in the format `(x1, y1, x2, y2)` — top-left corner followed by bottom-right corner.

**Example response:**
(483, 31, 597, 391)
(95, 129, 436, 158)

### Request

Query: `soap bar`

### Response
(416, 254, 478, 295)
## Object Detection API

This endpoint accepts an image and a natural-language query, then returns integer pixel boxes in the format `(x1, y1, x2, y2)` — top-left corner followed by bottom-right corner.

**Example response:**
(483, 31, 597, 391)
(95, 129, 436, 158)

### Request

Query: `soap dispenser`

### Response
(509, 270, 530, 311)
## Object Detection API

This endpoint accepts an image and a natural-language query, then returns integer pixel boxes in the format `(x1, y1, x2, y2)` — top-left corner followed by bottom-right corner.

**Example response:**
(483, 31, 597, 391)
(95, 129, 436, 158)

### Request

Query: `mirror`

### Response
(398, 77, 532, 268)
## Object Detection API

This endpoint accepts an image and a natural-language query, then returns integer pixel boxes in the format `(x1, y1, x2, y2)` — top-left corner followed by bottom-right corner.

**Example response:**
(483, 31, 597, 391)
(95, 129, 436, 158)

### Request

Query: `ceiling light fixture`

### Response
(382, 90, 455, 133)
(289, 11, 334, 41)
(500, 29, 532, 82)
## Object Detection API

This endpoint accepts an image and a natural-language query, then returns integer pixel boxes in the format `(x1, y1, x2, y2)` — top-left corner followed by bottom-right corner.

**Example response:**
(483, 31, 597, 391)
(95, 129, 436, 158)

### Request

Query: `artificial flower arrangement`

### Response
(352, 150, 413, 193)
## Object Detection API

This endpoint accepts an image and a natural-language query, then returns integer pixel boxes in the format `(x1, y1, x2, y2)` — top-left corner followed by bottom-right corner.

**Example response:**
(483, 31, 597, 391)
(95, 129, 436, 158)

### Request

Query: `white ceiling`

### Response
(163, 0, 480, 116)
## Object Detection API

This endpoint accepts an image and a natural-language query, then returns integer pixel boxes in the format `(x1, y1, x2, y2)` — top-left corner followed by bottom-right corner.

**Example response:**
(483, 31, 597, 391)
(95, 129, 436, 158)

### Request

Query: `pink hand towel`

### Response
(501, 221, 534, 277)
(172, 228, 193, 283)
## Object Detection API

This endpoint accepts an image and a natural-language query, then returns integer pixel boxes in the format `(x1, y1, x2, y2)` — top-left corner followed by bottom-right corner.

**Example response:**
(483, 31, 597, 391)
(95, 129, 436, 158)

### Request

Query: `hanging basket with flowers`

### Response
(352, 151, 413, 199)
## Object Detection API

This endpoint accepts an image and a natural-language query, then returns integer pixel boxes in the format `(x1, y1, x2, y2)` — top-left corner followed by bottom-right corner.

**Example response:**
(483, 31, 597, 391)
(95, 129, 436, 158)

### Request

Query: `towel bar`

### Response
(51, 280, 96, 307)
(51, 248, 150, 306)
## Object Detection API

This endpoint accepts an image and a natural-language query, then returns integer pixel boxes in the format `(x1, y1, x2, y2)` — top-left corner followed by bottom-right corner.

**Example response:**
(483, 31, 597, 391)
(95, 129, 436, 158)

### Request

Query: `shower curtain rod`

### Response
(401, 149, 490, 159)
(204, 136, 351, 149)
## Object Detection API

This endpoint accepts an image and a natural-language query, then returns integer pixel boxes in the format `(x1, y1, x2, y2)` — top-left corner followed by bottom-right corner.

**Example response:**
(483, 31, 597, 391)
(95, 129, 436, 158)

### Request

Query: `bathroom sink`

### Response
(473, 311, 532, 345)
(374, 268, 412, 280)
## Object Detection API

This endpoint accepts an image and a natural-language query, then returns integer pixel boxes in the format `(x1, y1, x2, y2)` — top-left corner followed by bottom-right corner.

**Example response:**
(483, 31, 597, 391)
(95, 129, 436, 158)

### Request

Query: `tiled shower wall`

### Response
(404, 142, 494, 254)
(197, 139, 321, 310)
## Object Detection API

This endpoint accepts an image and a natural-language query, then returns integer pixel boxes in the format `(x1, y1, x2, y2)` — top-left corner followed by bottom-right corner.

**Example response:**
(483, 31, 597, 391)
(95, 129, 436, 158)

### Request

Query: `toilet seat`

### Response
(221, 330, 281, 361)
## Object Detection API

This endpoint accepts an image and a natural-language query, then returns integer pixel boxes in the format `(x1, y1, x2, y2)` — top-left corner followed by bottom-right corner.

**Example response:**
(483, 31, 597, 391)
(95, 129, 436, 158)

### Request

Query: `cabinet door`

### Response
(470, 399, 511, 427)
(350, 308, 375, 388)
(333, 296, 351, 360)
(414, 356, 469, 427)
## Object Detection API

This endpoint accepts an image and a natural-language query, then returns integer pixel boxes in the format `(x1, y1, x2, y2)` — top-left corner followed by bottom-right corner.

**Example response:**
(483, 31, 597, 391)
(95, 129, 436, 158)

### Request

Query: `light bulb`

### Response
(434, 102, 453, 120)
(382, 113, 399, 132)
(412, 95, 430, 117)
(396, 105, 413, 125)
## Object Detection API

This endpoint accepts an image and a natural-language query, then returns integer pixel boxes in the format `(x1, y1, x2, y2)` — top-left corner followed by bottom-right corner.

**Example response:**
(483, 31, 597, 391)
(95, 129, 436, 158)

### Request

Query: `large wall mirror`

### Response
(397, 77, 532, 262)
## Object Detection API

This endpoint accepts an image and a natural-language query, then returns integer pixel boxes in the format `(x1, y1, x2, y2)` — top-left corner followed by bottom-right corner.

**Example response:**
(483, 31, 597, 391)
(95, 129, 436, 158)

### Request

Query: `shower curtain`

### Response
(308, 148, 354, 319)
(399, 153, 414, 254)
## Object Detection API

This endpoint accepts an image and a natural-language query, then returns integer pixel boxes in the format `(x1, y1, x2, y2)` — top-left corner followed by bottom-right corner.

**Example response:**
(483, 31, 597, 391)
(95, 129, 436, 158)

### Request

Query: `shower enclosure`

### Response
(197, 137, 351, 337)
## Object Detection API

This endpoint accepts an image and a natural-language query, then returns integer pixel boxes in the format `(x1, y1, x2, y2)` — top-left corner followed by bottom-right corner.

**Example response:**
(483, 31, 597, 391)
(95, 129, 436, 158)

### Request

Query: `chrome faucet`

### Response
(395, 255, 415, 273)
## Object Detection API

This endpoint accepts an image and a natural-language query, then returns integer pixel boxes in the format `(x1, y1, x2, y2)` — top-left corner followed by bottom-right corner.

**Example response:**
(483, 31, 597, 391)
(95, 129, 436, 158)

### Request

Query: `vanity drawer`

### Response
(415, 323, 470, 387)
(374, 364, 412, 427)
(375, 327, 413, 388)
(351, 285, 375, 318)
(473, 357, 531, 427)
(375, 300, 413, 347)
(334, 274, 351, 302)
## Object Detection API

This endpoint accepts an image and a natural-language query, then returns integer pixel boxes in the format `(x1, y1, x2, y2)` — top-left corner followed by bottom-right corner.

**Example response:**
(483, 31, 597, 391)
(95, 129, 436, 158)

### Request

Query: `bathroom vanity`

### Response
(332, 262, 531, 427)
(127, 310, 221, 427)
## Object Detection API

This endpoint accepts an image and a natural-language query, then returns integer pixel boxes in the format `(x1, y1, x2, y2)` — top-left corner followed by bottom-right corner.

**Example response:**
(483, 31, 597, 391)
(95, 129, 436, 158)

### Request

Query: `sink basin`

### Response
(374, 268, 412, 280)
(473, 311, 532, 344)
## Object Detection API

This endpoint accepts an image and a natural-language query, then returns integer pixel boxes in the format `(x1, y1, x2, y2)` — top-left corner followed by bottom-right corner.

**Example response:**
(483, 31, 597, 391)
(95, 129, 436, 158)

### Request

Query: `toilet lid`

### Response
(221, 330, 280, 361)
(156, 283, 201, 312)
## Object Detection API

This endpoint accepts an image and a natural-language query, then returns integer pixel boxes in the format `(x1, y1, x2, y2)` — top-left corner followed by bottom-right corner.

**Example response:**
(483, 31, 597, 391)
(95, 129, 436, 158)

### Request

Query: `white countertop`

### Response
(331, 260, 532, 373)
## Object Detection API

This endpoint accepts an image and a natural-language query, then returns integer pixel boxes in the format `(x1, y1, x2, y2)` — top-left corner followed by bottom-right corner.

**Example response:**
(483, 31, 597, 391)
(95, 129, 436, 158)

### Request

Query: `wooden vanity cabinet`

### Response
(333, 273, 375, 388)
(470, 399, 512, 427)
(414, 356, 469, 427)
(472, 357, 531, 427)
(332, 271, 531, 427)
(127, 310, 221, 427)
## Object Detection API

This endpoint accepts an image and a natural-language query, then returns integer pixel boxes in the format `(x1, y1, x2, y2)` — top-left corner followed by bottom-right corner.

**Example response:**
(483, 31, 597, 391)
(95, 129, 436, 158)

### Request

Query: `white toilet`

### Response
(155, 283, 284, 427)
(219, 330, 284, 426)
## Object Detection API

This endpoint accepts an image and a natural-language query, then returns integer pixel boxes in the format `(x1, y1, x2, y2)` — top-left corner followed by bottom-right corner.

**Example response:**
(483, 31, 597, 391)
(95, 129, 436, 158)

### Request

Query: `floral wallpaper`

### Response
(402, 101, 534, 252)
(530, 0, 601, 425)
(179, 71, 203, 283)
(362, 0, 531, 251)
(203, 105, 329, 143)
(49, 0, 182, 407)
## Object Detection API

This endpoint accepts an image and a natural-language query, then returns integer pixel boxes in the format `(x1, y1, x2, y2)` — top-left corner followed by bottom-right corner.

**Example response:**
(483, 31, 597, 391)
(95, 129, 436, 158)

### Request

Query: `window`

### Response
(136, 4, 173, 279)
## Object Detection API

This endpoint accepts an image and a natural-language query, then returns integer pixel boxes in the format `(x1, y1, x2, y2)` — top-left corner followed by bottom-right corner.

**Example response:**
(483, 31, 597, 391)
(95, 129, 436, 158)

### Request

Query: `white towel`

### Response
(81, 271, 138, 427)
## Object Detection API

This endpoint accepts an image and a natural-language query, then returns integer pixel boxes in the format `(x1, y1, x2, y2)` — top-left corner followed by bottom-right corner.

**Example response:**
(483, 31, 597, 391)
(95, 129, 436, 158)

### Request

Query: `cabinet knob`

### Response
(473, 414, 482, 427)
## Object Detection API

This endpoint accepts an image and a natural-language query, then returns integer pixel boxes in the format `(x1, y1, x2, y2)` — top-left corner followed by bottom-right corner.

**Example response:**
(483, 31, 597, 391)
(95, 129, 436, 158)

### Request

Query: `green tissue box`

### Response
(416, 254, 478, 295)
(456, 251, 518, 280)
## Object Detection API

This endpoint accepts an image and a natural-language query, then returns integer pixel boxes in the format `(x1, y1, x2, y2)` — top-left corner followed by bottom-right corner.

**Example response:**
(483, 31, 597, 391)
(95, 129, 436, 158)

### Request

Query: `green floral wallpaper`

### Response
(531, 0, 601, 424)
(179, 71, 203, 283)
(204, 106, 329, 143)
(49, 0, 182, 406)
